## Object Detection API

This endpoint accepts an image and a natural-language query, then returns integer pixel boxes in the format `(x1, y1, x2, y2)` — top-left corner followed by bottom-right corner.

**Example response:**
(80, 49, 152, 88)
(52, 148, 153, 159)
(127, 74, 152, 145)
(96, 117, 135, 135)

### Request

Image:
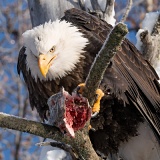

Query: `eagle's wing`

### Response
(63, 8, 160, 139)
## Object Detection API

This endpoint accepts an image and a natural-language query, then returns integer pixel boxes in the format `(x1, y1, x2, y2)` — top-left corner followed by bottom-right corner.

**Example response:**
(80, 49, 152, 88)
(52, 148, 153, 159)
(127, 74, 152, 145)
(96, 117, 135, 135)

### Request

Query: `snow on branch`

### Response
(136, 12, 160, 77)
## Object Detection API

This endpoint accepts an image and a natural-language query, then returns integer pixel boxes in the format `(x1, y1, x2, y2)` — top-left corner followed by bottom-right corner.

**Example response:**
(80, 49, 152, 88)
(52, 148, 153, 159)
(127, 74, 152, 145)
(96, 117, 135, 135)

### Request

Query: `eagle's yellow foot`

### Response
(77, 83, 104, 117)
(92, 89, 104, 112)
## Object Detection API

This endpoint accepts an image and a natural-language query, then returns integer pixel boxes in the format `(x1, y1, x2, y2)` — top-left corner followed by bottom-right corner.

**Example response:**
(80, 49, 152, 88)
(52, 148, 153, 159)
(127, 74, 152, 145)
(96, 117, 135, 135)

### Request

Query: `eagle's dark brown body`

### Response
(18, 8, 160, 156)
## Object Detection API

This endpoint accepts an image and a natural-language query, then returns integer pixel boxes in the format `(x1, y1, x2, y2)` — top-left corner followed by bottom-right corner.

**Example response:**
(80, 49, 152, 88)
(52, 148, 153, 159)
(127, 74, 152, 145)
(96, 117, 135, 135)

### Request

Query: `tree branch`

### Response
(0, 112, 61, 139)
(105, 0, 115, 17)
(84, 22, 128, 106)
(121, 0, 133, 22)
(137, 13, 160, 68)
(27, 0, 80, 27)
(0, 112, 99, 160)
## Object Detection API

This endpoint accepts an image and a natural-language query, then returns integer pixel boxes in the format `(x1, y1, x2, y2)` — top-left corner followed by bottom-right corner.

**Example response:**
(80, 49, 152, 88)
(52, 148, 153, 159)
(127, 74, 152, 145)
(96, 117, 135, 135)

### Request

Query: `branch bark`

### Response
(27, 0, 80, 27)
(105, 0, 115, 17)
(0, 22, 128, 159)
(84, 23, 128, 106)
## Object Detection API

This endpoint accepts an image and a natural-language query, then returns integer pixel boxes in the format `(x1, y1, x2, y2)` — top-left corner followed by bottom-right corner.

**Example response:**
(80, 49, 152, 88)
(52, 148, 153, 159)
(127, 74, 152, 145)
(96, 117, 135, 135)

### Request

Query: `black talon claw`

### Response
(91, 112, 99, 118)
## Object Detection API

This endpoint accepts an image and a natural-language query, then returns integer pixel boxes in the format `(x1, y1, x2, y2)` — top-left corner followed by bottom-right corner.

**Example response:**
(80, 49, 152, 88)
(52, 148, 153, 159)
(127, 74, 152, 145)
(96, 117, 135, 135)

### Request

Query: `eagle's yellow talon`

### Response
(77, 83, 104, 113)
(77, 83, 85, 94)
(88, 125, 92, 130)
(92, 89, 104, 113)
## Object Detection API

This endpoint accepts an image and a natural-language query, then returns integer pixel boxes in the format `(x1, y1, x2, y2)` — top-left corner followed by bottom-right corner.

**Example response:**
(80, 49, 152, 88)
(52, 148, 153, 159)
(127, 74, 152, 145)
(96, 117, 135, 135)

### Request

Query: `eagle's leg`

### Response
(77, 83, 104, 115)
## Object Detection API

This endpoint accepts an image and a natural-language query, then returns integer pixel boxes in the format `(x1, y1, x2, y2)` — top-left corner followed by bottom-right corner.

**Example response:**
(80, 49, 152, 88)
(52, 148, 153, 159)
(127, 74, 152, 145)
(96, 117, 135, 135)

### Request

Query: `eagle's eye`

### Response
(49, 46, 55, 53)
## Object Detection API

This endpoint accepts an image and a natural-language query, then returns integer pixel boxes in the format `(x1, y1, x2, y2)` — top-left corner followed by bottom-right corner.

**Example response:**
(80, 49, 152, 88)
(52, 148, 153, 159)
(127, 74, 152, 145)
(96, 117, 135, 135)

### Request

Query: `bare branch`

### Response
(0, 112, 64, 145)
(121, 0, 133, 22)
(105, 0, 115, 17)
(90, 0, 101, 11)
(84, 23, 128, 106)
(145, 0, 154, 12)
(116, 0, 143, 18)
(27, 0, 80, 27)
(0, 112, 100, 160)
(78, 0, 86, 11)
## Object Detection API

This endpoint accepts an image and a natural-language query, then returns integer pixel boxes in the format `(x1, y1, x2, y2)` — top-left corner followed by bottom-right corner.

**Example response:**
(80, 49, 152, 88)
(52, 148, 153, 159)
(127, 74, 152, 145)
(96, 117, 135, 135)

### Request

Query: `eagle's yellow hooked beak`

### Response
(38, 53, 57, 78)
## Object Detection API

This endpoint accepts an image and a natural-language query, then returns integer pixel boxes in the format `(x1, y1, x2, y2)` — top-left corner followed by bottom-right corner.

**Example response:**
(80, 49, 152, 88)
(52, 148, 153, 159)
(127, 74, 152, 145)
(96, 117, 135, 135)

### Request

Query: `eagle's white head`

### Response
(22, 20, 88, 81)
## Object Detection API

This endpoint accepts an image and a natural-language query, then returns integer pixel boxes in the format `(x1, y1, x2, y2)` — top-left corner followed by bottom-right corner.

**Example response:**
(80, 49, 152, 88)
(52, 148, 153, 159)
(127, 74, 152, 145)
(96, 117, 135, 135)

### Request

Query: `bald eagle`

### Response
(17, 8, 160, 159)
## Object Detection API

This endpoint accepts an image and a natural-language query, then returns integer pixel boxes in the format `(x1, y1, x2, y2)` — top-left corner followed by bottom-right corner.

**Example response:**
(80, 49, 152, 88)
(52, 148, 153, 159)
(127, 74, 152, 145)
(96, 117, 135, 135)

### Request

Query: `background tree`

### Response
(0, 0, 159, 159)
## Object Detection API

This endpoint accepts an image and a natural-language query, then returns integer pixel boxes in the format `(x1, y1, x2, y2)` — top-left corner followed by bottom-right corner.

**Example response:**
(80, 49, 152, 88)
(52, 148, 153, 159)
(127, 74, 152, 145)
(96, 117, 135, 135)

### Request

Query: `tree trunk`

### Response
(27, 0, 81, 27)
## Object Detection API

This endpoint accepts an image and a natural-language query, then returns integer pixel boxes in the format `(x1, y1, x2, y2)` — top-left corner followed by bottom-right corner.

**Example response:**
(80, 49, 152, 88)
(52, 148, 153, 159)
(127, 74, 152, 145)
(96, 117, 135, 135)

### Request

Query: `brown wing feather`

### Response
(63, 8, 160, 139)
